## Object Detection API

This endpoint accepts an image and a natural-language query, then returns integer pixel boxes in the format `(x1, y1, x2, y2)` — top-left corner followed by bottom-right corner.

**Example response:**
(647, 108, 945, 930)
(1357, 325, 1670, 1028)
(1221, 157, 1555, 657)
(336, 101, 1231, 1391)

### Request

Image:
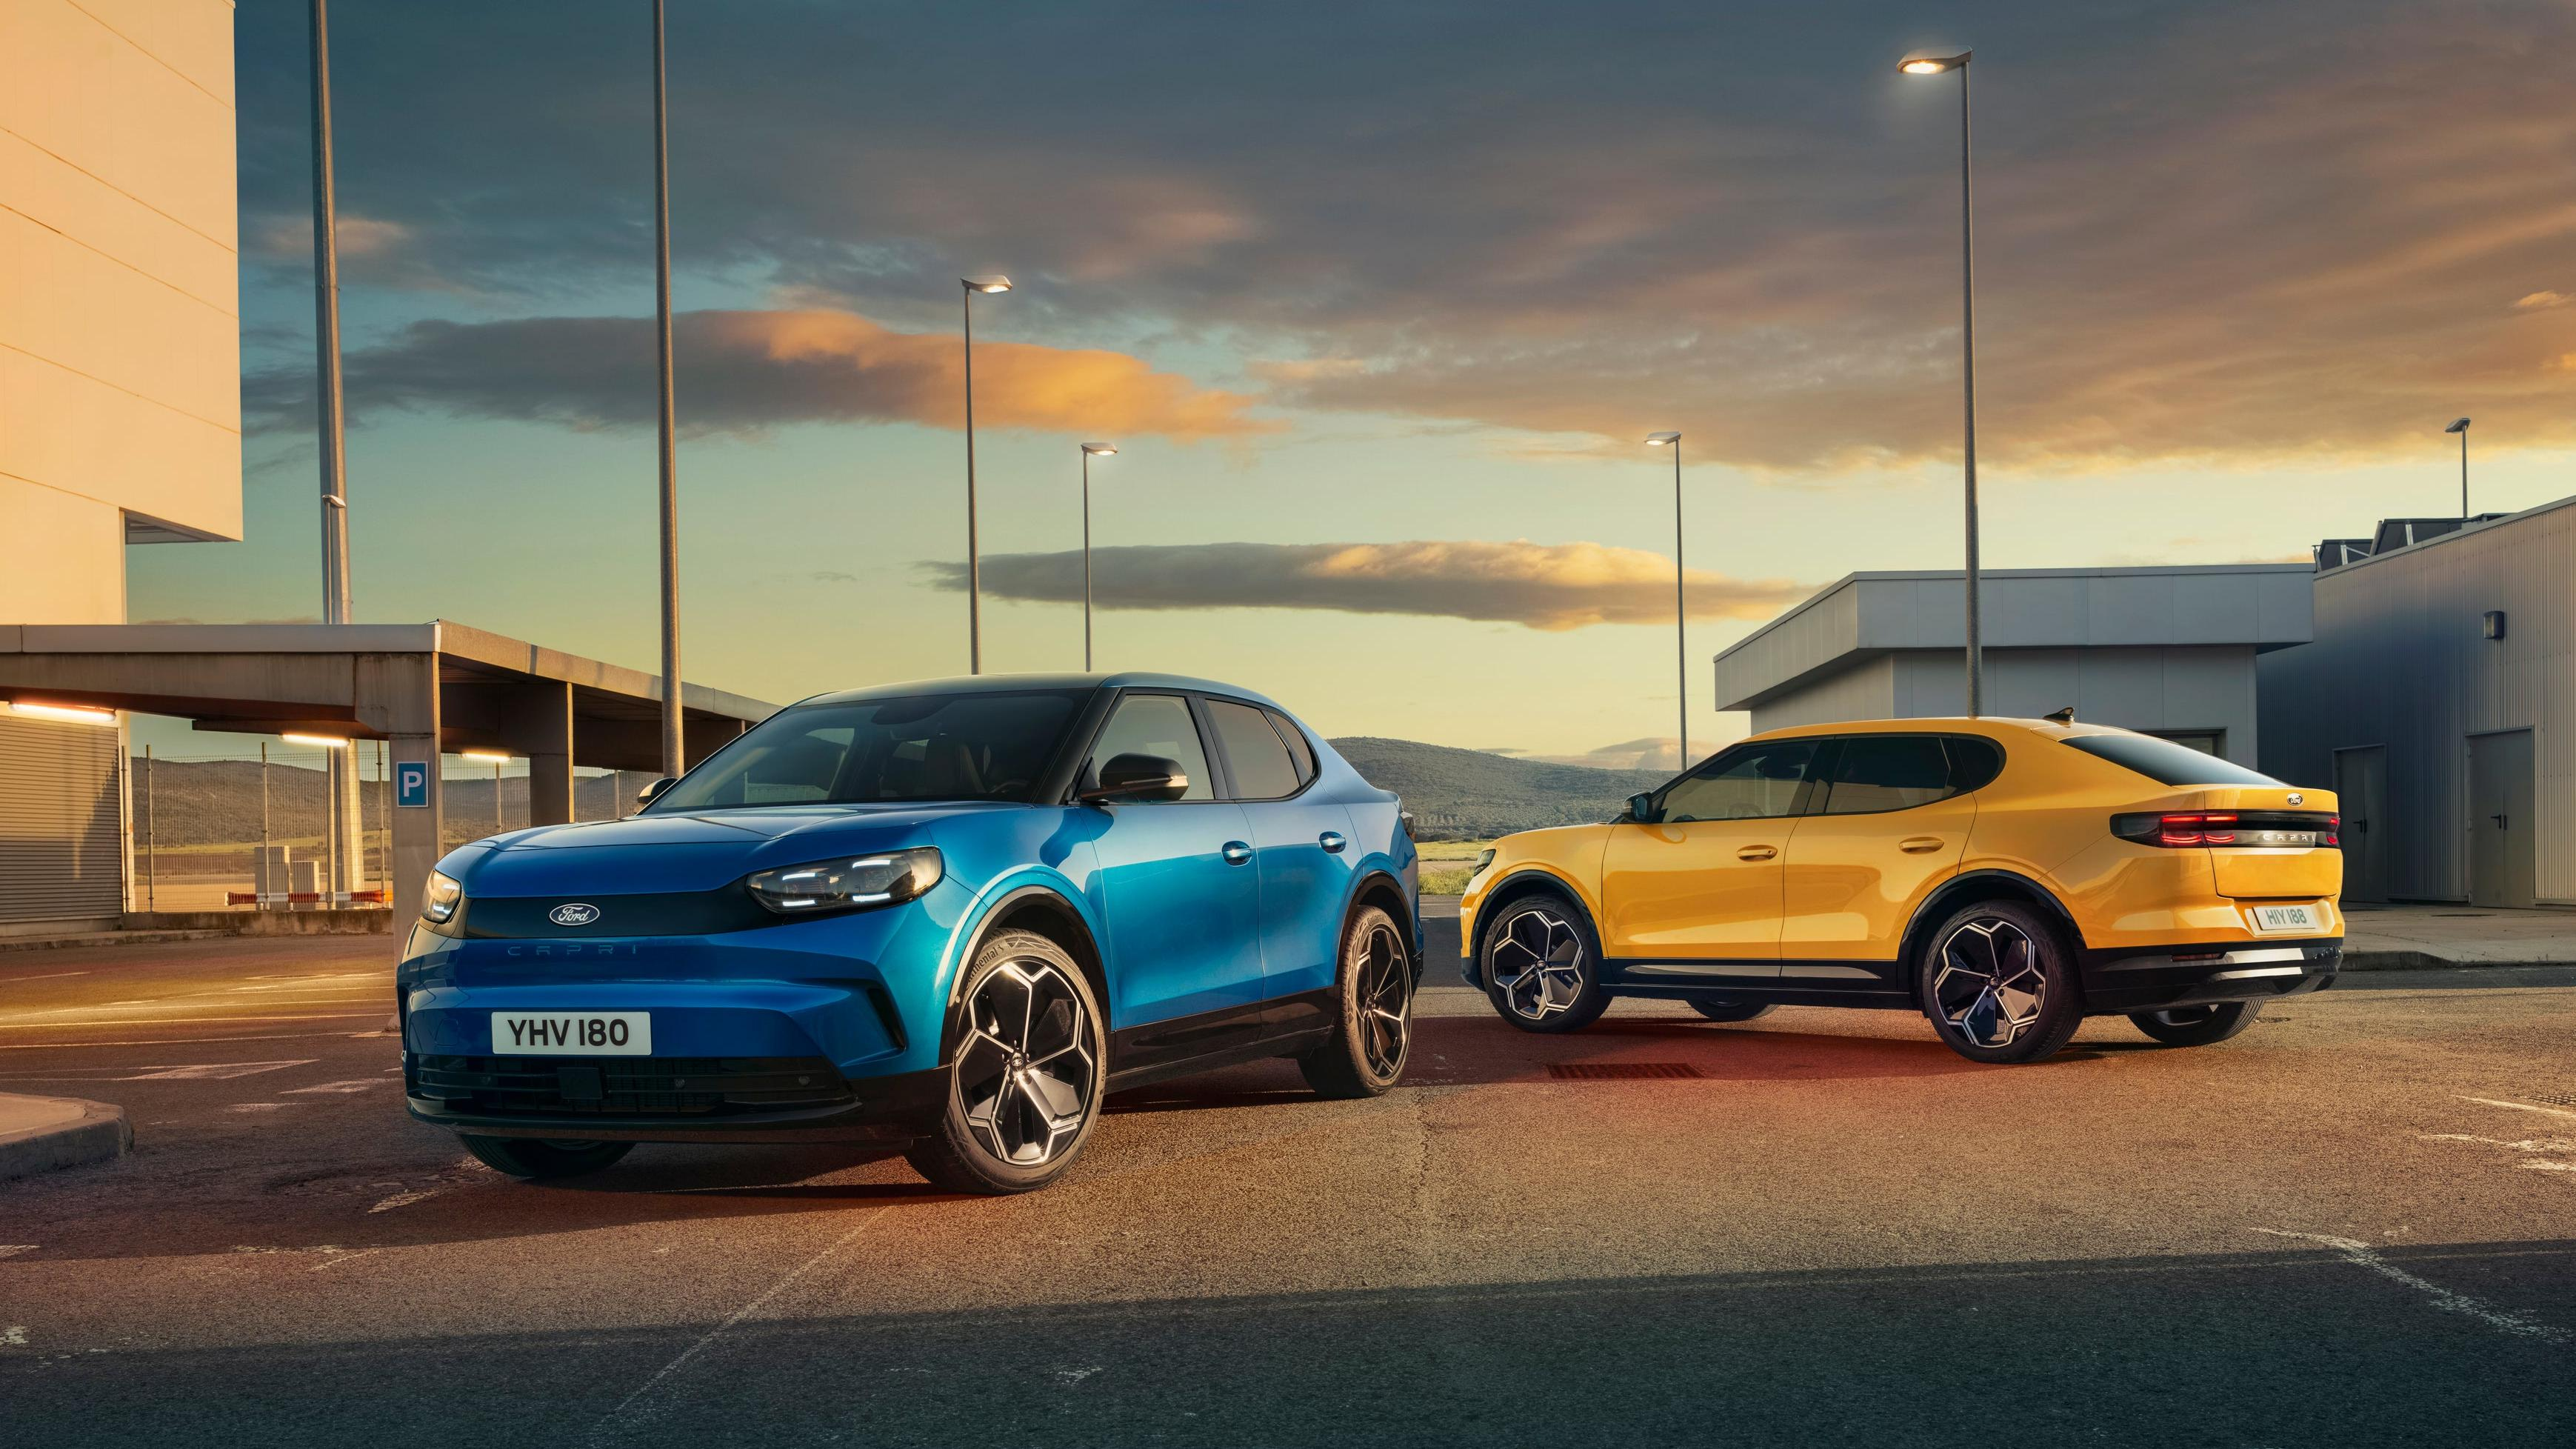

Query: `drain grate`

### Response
(1547, 1062, 1702, 1081)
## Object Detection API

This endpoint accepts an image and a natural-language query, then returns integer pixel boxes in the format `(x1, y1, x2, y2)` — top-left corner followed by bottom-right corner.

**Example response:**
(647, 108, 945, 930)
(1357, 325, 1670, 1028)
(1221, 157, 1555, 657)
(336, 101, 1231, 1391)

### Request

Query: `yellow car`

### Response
(1458, 719, 2343, 1063)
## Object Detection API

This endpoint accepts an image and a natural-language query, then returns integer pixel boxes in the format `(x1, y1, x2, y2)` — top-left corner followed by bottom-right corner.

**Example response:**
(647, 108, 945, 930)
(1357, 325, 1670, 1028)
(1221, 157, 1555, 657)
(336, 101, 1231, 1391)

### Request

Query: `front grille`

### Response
(409, 1053, 852, 1117)
(1548, 1062, 1703, 1081)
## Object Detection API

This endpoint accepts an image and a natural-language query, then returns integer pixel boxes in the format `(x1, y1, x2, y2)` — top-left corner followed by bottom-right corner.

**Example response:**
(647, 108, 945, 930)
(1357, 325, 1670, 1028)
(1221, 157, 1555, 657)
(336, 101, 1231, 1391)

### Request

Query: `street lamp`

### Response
(2445, 417, 2472, 516)
(1644, 432, 1689, 770)
(463, 750, 510, 836)
(1900, 47, 1984, 716)
(652, 0, 684, 778)
(960, 276, 1013, 674)
(1079, 443, 1117, 671)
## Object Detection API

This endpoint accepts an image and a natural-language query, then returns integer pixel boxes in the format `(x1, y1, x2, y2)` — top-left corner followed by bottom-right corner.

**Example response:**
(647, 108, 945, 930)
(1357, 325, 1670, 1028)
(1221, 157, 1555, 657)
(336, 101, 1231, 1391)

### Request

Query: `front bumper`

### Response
(403, 1059, 944, 1143)
(2081, 938, 2342, 1013)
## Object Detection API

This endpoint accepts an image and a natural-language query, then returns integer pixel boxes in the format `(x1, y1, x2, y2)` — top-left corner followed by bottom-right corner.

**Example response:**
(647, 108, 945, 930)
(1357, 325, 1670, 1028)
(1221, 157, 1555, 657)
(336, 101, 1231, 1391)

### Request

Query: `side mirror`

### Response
(1624, 791, 1660, 825)
(1080, 753, 1190, 805)
(637, 776, 677, 807)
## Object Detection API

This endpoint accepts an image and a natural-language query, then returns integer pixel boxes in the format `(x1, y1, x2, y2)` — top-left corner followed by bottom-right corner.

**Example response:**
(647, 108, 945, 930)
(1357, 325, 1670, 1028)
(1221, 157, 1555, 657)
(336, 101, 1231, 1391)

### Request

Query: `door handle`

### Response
(1736, 845, 1777, 862)
(1899, 836, 1944, 853)
(1222, 841, 1253, 865)
(1318, 831, 1347, 853)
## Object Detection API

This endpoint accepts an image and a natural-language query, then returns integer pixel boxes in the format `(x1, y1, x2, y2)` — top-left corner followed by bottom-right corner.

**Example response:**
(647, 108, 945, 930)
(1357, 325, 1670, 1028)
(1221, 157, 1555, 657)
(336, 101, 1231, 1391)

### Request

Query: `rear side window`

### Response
(2063, 733, 2280, 787)
(1207, 699, 1303, 800)
(1818, 736, 1953, 814)
(1264, 708, 1319, 787)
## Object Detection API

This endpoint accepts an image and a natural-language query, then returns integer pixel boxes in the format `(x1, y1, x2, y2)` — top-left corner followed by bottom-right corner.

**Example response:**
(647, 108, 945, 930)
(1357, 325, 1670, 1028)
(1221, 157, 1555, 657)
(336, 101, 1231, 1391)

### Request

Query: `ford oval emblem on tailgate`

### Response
(548, 902, 601, 927)
(2286, 792, 2304, 805)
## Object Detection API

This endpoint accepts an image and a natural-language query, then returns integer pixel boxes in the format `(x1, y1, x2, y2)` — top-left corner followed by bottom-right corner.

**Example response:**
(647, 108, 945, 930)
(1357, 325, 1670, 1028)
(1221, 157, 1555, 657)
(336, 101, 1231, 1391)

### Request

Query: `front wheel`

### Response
(1916, 900, 2083, 1065)
(1300, 905, 1414, 1099)
(1481, 892, 1610, 1033)
(904, 930, 1107, 1195)
(459, 1136, 633, 1179)
(2129, 1001, 2261, 1047)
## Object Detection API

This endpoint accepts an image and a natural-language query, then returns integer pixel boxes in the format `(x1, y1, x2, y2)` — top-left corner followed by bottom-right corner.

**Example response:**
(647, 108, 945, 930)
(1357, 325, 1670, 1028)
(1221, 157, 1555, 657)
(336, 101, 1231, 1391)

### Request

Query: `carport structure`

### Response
(0, 622, 775, 923)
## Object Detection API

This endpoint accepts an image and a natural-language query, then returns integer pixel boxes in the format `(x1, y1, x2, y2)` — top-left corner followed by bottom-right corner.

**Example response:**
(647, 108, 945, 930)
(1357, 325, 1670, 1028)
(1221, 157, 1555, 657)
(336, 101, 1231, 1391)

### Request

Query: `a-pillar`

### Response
(499, 682, 575, 825)
(357, 651, 441, 930)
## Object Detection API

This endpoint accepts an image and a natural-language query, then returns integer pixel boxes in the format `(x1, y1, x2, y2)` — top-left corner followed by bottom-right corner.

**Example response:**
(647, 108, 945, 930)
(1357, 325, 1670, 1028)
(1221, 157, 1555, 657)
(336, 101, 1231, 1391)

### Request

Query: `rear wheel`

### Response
(459, 1136, 633, 1179)
(1482, 891, 1610, 1033)
(905, 930, 1107, 1196)
(1300, 905, 1413, 1099)
(1689, 999, 1776, 1024)
(1916, 900, 2083, 1065)
(2129, 1001, 2262, 1047)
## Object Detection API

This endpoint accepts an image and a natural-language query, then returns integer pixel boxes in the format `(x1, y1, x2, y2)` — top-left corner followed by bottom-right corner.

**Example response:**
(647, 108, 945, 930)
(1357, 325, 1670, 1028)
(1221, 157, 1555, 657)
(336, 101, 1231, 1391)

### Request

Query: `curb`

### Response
(0, 1094, 131, 1182)
(2340, 950, 2576, 972)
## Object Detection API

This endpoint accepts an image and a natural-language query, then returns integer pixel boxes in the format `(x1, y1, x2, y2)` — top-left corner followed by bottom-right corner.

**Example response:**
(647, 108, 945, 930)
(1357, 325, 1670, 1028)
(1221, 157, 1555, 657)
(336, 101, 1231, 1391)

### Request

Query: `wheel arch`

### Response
(940, 883, 1111, 1062)
(1900, 869, 2087, 1002)
(1466, 866, 1601, 985)
(1344, 867, 1418, 975)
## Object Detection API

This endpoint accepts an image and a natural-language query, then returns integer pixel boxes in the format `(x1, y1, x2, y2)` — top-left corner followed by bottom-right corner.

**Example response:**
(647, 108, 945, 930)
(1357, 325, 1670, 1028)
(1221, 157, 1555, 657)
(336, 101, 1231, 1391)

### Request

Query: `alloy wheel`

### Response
(956, 958, 1096, 1166)
(1355, 920, 1411, 1076)
(1931, 916, 2046, 1048)
(1492, 907, 1586, 1022)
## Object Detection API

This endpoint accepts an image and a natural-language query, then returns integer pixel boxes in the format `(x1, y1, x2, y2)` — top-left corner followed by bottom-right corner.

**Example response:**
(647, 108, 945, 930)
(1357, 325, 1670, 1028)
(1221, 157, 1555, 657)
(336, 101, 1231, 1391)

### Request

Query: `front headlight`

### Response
(421, 869, 464, 923)
(744, 847, 944, 916)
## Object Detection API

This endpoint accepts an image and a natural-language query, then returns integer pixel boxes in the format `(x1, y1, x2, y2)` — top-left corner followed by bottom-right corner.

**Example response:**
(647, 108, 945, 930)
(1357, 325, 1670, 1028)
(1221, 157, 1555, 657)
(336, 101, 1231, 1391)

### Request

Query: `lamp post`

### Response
(308, 0, 362, 900)
(1078, 443, 1116, 671)
(960, 276, 1013, 673)
(1644, 432, 1689, 770)
(2445, 417, 2472, 516)
(651, 0, 684, 778)
(1901, 48, 1983, 716)
(464, 751, 510, 837)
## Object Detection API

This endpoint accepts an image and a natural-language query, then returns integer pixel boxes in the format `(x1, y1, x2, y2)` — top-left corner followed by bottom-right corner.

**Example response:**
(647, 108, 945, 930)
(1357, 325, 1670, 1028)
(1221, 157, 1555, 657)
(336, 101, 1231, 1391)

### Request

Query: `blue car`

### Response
(398, 673, 1421, 1193)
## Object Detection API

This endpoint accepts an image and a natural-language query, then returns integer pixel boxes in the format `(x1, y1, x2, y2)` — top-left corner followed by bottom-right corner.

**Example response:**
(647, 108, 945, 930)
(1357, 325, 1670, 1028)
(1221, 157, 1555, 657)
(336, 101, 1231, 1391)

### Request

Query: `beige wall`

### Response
(0, 0, 241, 627)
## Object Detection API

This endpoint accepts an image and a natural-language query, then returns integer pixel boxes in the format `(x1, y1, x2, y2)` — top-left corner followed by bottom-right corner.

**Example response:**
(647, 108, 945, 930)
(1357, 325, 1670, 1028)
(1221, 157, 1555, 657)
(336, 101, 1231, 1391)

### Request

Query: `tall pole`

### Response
(310, 0, 360, 899)
(963, 284, 982, 674)
(495, 760, 504, 837)
(1957, 60, 1983, 718)
(1081, 447, 1094, 672)
(144, 745, 156, 913)
(2459, 427, 2469, 517)
(259, 741, 270, 907)
(652, 0, 684, 777)
(1671, 439, 1688, 769)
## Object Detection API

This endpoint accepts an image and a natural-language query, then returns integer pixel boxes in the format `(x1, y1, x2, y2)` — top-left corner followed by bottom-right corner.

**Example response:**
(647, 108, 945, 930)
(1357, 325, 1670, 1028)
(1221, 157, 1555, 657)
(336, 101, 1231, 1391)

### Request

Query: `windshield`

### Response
(648, 690, 1086, 810)
(2061, 733, 2282, 787)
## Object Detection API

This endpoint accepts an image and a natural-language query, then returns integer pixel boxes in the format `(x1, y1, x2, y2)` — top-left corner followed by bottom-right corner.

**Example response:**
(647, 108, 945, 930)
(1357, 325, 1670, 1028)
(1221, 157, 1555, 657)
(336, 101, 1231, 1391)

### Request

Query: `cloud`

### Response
(2514, 291, 2571, 310)
(241, 309, 1272, 440)
(918, 539, 1812, 631)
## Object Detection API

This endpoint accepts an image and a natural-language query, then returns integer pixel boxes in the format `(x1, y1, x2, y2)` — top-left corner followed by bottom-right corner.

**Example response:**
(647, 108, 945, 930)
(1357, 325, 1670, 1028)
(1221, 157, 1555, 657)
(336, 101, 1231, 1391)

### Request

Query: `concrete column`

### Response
(683, 714, 746, 770)
(500, 681, 575, 825)
(356, 652, 441, 931)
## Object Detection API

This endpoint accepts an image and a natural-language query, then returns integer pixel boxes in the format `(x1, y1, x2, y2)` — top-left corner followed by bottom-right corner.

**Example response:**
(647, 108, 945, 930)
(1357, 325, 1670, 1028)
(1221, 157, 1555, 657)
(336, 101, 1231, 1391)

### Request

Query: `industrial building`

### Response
(2260, 496, 2576, 907)
(1711, 564, 2315, 768)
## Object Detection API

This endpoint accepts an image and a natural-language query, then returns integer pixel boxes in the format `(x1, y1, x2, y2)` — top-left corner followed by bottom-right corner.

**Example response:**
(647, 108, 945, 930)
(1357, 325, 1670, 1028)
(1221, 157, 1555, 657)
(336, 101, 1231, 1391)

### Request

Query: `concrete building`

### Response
(1712, 566, 2315, 769)
(0, 0, 241, 930)
(2260, 497, 2576, 907)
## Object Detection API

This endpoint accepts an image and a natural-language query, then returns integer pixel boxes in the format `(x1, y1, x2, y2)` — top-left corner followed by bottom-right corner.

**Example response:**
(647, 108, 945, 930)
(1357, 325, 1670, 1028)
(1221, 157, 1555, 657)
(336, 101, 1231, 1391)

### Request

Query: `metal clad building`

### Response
(2258, 496, 2575, 906)
(0, 713, 123, 924)
(1714, 566, 2314, 768)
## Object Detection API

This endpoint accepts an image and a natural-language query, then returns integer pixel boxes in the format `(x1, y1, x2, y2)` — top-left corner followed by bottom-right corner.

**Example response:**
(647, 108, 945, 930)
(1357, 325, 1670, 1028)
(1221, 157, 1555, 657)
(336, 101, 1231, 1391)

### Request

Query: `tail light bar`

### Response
(2113, 811, 2340, 848)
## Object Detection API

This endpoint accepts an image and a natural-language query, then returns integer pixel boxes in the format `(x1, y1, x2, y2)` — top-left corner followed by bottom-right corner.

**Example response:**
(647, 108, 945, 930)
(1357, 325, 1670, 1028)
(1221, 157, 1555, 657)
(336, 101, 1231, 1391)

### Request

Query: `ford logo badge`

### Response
(2286, 792, 2304, 805)
(548, 902, 601, 927)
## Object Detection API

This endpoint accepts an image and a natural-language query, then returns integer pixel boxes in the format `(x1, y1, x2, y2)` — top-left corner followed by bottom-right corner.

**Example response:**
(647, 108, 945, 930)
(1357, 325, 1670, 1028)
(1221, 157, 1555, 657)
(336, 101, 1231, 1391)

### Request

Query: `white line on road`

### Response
(0, 1246, 35, 1260)
(2252, 1228, 2572, 1345)
(367, 1190, 439, 1213)
(0, 1030, 364, 1051)
(281, 1079, 386, 1095)
(586, 1208, 892, 1447)
(1, 1327, 25, 1347)
(2463, 1096, 2576, 1122)
(0, 1013, 383, 1030)
(121, 1059, 316, 1081)
(0, 971, 89, 985)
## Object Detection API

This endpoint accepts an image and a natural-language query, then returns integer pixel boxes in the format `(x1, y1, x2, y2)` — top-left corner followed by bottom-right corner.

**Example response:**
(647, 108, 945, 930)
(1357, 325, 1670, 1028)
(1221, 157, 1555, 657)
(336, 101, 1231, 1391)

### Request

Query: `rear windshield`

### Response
(2062, 734, 2281, 787)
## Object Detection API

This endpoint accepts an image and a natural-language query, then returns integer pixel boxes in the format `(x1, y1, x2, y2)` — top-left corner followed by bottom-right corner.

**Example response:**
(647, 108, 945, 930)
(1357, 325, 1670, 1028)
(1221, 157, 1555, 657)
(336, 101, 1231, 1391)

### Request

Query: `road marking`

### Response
(281, 1079, 384, 1095)
(0, 1013, 383, 1030)
(0, 971, 89, 985)
(368, 1190, 439, 1213)
(121, 1059, 316, 1081)
(0, 1246, 35, 1260)
(1053, 1366, 1103, 1386)
(0, 1030, 363, 1051)
(2463, 1096, 2576, 1122)
(1, 1327, 26, 1348)
(586, 1208, 892, 1446)
(227, 1102, 305, 1113)
(2252, 1229, 2571, 1345)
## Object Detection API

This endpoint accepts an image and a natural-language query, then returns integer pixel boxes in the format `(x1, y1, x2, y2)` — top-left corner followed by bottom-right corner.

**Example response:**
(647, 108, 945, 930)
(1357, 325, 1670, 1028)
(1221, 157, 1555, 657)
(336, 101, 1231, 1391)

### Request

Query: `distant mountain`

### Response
(1328, 737, 1662, 839)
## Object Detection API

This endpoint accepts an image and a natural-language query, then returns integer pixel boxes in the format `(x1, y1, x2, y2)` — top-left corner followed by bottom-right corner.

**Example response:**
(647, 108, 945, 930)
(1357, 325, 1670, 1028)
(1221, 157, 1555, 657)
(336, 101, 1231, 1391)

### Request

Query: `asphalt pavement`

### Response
(3, 927, 2574, 1446)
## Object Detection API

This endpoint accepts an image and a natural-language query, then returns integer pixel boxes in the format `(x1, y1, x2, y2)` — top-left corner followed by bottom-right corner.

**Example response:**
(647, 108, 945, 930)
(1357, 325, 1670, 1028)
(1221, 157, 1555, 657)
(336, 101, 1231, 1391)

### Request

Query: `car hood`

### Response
(444, 802, 1015, 896)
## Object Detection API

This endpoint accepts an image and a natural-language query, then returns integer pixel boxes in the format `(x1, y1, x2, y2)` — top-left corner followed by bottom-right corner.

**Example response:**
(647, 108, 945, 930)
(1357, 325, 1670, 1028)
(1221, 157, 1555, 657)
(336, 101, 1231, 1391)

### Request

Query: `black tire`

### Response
(1481, 890, 1611, 1034)
(1915, 899, 2083, 1065)
(2129, 1001, 2262, 1047)
(904, 930, 1107, 1196)
(459, 1135, 633, 1179)
(1300, 905, 1414, 1099)
(1689, 999, 1777, 1024)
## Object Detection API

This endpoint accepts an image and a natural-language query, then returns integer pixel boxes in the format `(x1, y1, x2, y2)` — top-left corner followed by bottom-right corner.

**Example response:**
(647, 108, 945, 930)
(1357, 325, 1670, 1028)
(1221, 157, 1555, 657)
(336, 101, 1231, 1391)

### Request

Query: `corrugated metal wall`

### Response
(0, 713, 125, 922)
(2258, 498, 2575, 905)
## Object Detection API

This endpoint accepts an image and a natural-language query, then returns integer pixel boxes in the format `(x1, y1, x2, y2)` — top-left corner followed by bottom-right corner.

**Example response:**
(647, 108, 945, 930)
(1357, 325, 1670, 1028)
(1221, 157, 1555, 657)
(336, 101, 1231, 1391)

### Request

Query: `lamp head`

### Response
(1899, 51, 1970, 75)
(961, 276, 1013, 294)
(1081, 442, 1118, 456)
(2445, 417, 2472, 433)
(461, 750, 511, 763)
(1644, 432, 1681, 447)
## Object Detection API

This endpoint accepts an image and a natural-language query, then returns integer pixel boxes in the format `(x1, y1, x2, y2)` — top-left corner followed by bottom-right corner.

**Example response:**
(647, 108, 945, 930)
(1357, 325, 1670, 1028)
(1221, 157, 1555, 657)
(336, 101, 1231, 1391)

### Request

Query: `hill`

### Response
(1327, 737, 1660, 839)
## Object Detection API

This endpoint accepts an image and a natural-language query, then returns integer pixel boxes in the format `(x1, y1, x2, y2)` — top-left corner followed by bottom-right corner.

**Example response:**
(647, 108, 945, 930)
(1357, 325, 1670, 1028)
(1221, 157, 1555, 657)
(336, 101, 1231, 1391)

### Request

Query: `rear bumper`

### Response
(2080, 938, 2341, 1013)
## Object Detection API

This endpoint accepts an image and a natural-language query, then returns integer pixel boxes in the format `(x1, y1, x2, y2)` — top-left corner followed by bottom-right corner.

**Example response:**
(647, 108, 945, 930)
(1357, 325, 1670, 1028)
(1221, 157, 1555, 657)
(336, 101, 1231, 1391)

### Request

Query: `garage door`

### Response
(0, 713, 124, 922)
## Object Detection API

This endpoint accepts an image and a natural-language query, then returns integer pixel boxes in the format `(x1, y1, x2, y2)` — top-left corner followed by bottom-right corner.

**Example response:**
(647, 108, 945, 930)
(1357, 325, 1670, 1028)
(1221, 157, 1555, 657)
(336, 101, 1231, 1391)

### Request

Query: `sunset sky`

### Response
(130, 0, 2576, 767)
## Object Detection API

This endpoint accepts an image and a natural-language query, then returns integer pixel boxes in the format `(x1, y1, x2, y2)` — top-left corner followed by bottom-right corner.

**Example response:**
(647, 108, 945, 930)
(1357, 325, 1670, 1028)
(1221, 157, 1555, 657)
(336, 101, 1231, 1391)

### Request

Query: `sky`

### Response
(128, 0, 2576, 770)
